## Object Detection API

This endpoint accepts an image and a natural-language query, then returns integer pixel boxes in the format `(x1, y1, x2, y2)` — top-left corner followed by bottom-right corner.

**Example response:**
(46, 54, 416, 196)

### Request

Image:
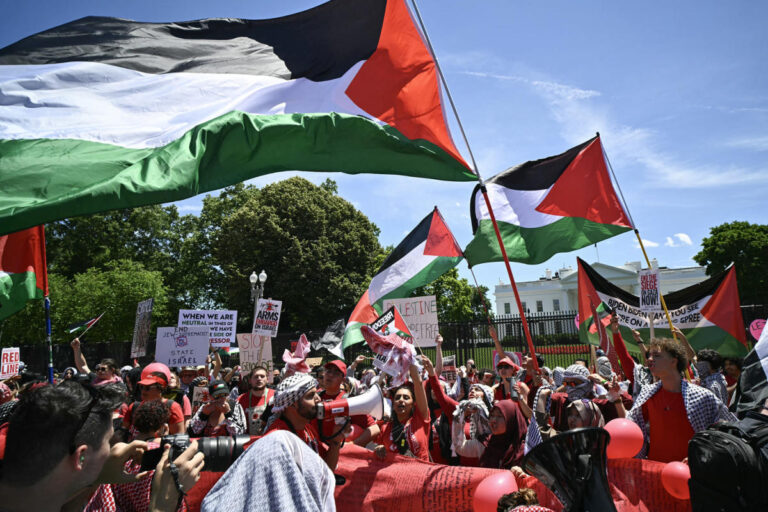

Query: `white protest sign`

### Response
(130, 298, 154, 357)
(191, 386, 211, 414)
(237, 333, 274, 379)
(639, 269, 662, 313)
(155, 327, 209, 367)
(441, 354, 457, 383)
(0, 347, 20, 379)
(252, 299, 282, 337)
(383, 295, 439, 347)
(178, 310, 238, 348)
(372, 351, 401, 378)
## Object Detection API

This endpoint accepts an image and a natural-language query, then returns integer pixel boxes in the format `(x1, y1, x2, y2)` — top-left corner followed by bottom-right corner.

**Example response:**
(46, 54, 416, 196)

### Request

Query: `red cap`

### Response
(139, 362, 170, 387)
(497, 357, 519, 371)
(324, 360, 347, 376)
(138, 374, 167, 387)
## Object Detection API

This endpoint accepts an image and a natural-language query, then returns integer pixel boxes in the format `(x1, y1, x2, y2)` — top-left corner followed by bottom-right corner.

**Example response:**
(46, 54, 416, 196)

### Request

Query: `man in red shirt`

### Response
(264, 373, 344, 470)
(621, 337, 735, 461)
(316, 360, 379, 447)
(237, 366, 274, 435)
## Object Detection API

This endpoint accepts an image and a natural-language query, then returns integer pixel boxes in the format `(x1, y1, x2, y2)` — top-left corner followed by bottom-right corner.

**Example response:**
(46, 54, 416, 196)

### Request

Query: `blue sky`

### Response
(3, 0, 767, 297)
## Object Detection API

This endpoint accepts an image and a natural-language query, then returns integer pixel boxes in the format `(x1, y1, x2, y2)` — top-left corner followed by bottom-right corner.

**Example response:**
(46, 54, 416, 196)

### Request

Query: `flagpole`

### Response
(409, 0, 540, 373)
(45, 297, 53, 383)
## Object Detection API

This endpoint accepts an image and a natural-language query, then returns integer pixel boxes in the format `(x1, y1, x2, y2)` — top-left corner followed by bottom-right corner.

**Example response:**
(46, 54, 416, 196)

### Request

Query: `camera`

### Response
(506, 376, 520, 401)
(140, 434, 251, 473)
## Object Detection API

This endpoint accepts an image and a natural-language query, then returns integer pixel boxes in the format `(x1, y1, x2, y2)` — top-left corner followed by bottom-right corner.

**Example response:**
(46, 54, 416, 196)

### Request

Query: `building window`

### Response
(521, 302, 527, 313)
(504, 302, 511, 314)
(536, 300, 543, 312)
(553, 299, 560, 311)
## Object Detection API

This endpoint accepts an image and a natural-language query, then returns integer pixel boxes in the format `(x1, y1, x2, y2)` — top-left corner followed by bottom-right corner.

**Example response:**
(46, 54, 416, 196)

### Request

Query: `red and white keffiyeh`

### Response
(282, 334, 311, 373)
(361, 326, 418, 386)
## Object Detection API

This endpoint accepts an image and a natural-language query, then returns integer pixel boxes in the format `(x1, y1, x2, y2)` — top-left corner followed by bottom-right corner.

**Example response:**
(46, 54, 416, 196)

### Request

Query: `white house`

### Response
(495, 260, 708, 316)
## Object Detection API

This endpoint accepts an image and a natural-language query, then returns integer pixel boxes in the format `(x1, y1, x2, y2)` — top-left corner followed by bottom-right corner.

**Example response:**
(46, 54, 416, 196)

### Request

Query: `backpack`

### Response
(688, 419, 768, 511)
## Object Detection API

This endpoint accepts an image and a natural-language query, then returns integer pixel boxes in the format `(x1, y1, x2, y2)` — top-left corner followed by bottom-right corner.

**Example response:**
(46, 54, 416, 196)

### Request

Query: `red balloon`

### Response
(345, 423, 363, 441)
(604, 418, 644, 459)
(661, 462, 691, 500)
(473, 471, 518, 512)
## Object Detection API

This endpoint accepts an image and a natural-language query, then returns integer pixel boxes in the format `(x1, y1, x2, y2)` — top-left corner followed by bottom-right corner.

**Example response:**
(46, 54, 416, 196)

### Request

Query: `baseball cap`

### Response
(496, 357, 519, 370)
(138, 362, 171, 387)
(324, 360, 346, 376)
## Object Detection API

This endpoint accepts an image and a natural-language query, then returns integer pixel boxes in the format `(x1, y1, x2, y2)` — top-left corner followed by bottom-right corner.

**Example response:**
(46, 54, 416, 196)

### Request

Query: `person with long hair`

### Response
(374, 362, 430, 461)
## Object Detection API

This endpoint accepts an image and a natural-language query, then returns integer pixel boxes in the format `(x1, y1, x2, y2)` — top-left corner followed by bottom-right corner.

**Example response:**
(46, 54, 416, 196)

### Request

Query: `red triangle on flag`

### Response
(536, 137, 632, 227)
(700, 267, 748, 348)
(424, 209, 462, 257)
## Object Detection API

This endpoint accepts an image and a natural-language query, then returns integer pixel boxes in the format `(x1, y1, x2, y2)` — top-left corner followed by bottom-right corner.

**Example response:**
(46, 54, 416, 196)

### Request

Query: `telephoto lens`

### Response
(140, 434, 251, 472)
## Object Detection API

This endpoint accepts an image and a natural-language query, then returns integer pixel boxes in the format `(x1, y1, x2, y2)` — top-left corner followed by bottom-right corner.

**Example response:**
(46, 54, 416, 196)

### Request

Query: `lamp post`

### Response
(249, 269, 267, 323)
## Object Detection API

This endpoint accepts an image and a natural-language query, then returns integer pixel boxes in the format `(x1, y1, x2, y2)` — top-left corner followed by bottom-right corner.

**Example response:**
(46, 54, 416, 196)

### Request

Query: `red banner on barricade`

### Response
(185, 445, 691, 512)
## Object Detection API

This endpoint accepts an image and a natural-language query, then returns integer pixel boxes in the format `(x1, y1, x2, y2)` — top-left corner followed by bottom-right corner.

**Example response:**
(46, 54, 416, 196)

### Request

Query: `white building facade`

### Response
(495, 260, 708, 316)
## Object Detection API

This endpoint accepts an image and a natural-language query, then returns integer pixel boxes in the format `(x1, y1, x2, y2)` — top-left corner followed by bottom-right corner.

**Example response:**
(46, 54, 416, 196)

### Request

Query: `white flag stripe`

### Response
(368, 240, 433, 305)
(474, 182, 561, 229)
(756, 318, 768, 381)
(0, 60, 377, 148)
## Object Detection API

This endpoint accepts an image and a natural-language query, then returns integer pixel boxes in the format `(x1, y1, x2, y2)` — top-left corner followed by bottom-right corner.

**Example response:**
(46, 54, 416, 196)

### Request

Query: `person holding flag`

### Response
(70, 338, 122, 387)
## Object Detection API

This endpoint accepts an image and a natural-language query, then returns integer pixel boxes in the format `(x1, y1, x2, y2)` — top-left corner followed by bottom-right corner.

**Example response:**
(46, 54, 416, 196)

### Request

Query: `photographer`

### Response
(0, 381, 203, 512)
(188, 380, 246, 437)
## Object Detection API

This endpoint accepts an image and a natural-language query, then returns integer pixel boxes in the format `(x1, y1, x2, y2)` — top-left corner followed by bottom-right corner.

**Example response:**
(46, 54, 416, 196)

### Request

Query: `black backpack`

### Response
(688, 419, 768, 511)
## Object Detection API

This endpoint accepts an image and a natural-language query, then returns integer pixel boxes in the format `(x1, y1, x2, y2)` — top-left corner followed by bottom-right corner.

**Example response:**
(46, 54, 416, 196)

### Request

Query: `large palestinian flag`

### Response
(464, 136, 632, 266)
(342, 207, 463, 349)
(577, 258, 749, 358)
(0, 226, 48, 320)
(733, 319, 768, 416)
(0, 0, 476, 235)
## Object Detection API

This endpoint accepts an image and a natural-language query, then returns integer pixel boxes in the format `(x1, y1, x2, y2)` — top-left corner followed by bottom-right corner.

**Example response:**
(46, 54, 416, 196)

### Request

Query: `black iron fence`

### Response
(14, 306, 766, 376)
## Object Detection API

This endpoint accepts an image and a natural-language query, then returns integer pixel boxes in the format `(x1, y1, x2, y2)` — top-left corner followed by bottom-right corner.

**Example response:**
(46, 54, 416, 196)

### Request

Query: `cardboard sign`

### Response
(639, 269, 662, 313)
(237, 333, 273, 382)
(0, 347, 20, 379)
(305, 357, 324, 368)
(178, 309, 238, 348)
(252, 299, 282, 337)
(130, 298, 154, 358)
(155, 327, 209, 367)
(383, 296, 438, 347)
(192, 386, 211, 414)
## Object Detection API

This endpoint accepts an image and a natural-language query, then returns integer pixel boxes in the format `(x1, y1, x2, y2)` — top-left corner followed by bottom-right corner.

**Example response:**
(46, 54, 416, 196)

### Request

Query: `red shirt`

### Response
(378, 406, 431, 462)
(642, 388, 695, 463)
(315, 389, 375, 439)
(123, 399, 184, 429)
(237, 389, 275, 435)
(265, 417, 326, 458)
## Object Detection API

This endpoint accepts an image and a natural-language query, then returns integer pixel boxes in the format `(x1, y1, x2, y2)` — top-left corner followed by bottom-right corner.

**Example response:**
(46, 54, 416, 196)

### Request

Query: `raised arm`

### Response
(672, 326, 696, 364)
(609, 314, 635, 386)
(434, 334, 444, 376)
(410, 361, 429, 421)
(422, 355, 458, 416)
(70, 338, 91, 374)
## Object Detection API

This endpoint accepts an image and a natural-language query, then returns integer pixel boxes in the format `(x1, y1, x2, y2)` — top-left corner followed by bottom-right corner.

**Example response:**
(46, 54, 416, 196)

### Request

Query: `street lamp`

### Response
(250, 270, 267, 332)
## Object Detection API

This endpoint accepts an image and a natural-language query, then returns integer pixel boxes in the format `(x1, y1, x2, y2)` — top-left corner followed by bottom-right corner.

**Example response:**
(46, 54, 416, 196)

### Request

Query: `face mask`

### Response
(566, 381, 593, 400)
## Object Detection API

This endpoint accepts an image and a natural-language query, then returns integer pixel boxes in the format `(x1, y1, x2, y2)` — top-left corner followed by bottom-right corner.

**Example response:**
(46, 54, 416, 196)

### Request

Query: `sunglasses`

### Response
(95, 366, 109, 372)
(140, 384, 161, 391)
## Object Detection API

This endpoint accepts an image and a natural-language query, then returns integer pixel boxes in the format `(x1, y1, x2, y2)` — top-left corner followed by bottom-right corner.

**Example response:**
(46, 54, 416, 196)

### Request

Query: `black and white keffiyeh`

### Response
(271, 373, 318, 415)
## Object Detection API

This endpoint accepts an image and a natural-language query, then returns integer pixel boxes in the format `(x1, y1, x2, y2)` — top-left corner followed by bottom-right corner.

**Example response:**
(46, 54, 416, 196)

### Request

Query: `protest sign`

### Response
(252, 299, 282, 337)
(441, 354, 457, 383)
(383, 295, 439, 347)
(749, 319, 766, 341)
(370, 307, 413, 340)
(155, 327, 209, 368)
(130, 298, 154, 358)
(178, 309, 238, 348)
(191, 386, 211, 414)
(639, 269, 662, 313)
(237, 333, 273, 379)
(0, 347, 20, 379)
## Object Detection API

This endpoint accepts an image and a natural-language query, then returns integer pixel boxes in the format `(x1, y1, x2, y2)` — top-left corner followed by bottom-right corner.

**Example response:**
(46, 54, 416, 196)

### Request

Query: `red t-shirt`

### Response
(315, 389, 375, 440)
(642, 388, 694, 463)
(264, 417, 326, 458)
(377, 406, 431, 462)
(237, 389, 275, 435)
(123, 399, 185, 430)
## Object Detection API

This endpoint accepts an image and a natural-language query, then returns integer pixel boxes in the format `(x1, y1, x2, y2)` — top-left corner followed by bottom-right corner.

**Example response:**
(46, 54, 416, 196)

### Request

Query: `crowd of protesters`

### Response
(0, 311, 764, 512)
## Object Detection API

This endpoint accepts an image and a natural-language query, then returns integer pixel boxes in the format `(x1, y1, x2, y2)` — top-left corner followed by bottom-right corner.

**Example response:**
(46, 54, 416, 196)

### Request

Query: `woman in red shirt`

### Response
(374, 362, 431, 462)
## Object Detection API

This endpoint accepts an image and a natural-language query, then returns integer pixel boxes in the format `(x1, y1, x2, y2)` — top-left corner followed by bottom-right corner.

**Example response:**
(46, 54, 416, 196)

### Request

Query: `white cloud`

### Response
(634, 238, 659, 248)
(726, 135, 768, 152)
(176, 204, 202, 213)
(665, 233, 693, 247)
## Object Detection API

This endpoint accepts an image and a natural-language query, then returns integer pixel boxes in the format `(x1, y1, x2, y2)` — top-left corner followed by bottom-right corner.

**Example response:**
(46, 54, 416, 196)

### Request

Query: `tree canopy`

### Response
(411, 267, 493, 324)
(693, 221, 768, 306)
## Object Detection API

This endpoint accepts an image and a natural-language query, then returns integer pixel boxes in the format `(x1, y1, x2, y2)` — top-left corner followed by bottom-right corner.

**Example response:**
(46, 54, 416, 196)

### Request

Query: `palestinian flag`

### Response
(0, 226, 48, 321)
(67, 312, 104, 334)
(464, 136, 632, 266)
(342, 207, 462, 349)
(0, 0, 476, 236)
(370, 306, 414, 339)
(577, 258, 749, 358)
(733, 319, 768, 416)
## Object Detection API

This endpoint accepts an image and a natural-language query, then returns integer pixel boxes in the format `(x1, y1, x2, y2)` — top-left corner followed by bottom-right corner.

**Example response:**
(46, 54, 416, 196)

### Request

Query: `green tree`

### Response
(0, 260, 169, 346)
(693, 221, 768, 305)
(211, 177, 383, 330)
(411, 267, 494, 323)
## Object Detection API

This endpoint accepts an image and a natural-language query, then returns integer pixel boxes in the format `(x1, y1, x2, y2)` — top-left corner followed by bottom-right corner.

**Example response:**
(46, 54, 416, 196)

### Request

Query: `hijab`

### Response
(479, 400, 528, 469)
(567, 399, 605, 428)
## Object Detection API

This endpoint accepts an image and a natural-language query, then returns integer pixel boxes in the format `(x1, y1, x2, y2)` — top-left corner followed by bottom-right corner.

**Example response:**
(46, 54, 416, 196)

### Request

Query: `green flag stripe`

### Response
(465, 217, 631, 266)
(0, 110, 476, 235)
(0, 271, 44, 321)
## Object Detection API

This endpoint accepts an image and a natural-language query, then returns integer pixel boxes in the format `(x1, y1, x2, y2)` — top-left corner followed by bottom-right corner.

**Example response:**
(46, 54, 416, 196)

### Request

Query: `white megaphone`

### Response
(316, 383, 386, 420)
